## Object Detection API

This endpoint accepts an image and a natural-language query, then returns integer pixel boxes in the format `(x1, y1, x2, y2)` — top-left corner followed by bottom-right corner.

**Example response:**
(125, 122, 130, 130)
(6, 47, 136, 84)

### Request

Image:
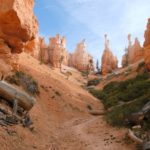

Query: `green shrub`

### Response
(6, 71, 39, 95)
(106, 93, 150, 127)
(138, 61, 145, 68)
(89, 89, 105, 100)
(87, 104, 92, 110)
(87, 78, 101, 86)
(55, 91, 61, 96)
(127, 66, 132, 72)
(66, 71, 72, 80)
(90, 73, 150, 127)
(81, 71, 89, 77)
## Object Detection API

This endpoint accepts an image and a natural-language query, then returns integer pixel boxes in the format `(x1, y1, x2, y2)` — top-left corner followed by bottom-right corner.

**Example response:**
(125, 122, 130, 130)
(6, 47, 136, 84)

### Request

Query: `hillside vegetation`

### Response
(90, 73, 150, 128)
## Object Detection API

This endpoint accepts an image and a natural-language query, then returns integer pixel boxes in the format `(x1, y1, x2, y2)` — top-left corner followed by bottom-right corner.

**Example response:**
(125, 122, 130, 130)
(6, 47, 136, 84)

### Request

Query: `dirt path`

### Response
(53, 116, 135, 150)
(15, 53, 136, 150)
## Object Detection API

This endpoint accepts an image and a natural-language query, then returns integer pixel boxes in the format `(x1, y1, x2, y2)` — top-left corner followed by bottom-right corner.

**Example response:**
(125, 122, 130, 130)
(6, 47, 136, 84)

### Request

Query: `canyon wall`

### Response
(69, 40, 94, 71)
(38, 34, 69, 68)
(48, 34, 69, 68)
(0, 0, 38, 75)
(101, 35, 118, 75)
(39, 37, 49, 64)
(122, 34, 144, 67)
(0, 0, 38, 53)
(144, 18, 150, 71)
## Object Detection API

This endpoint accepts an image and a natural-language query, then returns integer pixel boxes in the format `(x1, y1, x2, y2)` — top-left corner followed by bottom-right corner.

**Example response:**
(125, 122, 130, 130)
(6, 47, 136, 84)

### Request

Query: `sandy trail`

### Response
(52, 116, 135, 150)
(0, 53, 136, 150)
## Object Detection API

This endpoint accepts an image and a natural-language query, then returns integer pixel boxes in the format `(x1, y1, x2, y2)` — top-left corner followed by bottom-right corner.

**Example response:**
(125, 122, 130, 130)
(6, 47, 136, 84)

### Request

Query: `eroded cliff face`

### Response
(144, 18, 150, 70)
(0, 0, 38, 53)
(38, 34, 69, 68)
(122, 35, 144, 67)
(0, 0, 38, 75)
(24, 36, 40, 59)
(133, 38, 144, 63)
(101, 35, 118, 75)
(49, 34, 69, 68)
(39, 37, 49, 64)
(69, 40, 94, 71)
(0, 39, 12, 75)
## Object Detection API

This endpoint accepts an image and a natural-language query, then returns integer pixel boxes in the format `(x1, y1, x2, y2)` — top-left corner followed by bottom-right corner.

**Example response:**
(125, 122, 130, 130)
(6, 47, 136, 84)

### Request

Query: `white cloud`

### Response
(56, 0, 150, 64)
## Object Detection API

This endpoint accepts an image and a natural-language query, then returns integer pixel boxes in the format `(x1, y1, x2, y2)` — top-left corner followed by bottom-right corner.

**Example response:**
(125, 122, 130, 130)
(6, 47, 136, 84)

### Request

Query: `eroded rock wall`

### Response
(144, 18, 150, 70)
(69, 40, 94, 71)
(0, 0, 38, 76)
(101, 35, 118, 75)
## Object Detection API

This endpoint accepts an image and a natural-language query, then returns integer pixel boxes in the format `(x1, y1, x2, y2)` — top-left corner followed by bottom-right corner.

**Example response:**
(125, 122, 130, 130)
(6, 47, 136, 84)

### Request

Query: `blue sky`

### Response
(34, 0, 150, 66)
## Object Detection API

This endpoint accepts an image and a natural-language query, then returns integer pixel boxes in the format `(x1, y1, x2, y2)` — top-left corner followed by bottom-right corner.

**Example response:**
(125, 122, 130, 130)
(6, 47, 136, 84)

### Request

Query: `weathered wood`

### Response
(127, 112, 144, 125)
(0, 81, 36, 111)
(125, 100, 150, 125)
(108, 99, 139, 112)
(12, 99, 18, 115)
(143, 141, 150, 150)
(89, 110, 106, 115)
(128, 129, 143, 144)
(142, 101, 150, 114)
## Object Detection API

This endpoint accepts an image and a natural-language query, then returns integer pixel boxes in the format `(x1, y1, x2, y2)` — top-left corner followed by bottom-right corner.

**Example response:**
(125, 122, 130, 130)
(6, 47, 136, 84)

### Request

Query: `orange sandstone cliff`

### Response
(69, 40, 94, 71)
(48, 34, 69, 67)
(101, 34, 118, 75)
(0, 0, 38, 75)
(122, 34, 144, 67)
(38, 34, 69, 68)
(0, 0, 38, 53)
(144, 18, 150, 71)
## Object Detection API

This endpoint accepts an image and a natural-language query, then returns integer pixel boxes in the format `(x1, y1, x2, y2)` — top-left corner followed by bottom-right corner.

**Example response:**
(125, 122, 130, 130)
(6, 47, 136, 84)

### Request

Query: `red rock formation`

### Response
(38, 34, 69, 67)
(24, 35, 40, 59)
(69, 40, 94, 71)
(0, 38, 20, 76)
(0, 39, 11, 63)
(122, 49, 128, 68)
(38, 37, 49, 64)
(0, 0, 38, 53)
(101, 35, 118, 75)
(122, 34, 144, 67)
(48, 34, 69, 68)
(134, 38, 144, 62)
(0, 0, 38, 76)
(144, 18, 150, 70)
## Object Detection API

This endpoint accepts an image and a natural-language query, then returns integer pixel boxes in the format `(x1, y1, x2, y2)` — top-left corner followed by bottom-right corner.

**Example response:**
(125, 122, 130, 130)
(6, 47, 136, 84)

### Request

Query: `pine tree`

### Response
(96, 59, 100, 72)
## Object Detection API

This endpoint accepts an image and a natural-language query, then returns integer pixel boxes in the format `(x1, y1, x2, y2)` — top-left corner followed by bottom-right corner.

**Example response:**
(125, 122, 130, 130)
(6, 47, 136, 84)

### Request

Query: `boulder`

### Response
(0, 0, 38, 53)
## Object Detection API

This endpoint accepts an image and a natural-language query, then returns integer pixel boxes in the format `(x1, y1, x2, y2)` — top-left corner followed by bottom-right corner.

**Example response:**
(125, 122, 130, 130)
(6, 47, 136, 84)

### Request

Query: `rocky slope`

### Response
(0, 53, 135, 150)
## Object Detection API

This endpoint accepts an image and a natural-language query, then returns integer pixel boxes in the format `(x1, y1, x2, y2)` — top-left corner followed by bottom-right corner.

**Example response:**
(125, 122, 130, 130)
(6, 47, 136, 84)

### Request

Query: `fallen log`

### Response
(0, 81, 36, 111)
(127, 112, 145, 125)
(143, 141, 150, 150)
(89, 109, 106, 116)
(128, 129, 143, 144)
(125, 100, 150, 125)
(108, 98, 140, 112)
(142, 101, 150, 114)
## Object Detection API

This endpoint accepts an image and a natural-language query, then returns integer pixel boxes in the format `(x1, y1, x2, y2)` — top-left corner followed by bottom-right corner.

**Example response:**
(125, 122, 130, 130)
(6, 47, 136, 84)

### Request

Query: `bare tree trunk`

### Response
(0, 81, 36, 111)
(12, 99, 18, 115)
(128, 129, 143, 144)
